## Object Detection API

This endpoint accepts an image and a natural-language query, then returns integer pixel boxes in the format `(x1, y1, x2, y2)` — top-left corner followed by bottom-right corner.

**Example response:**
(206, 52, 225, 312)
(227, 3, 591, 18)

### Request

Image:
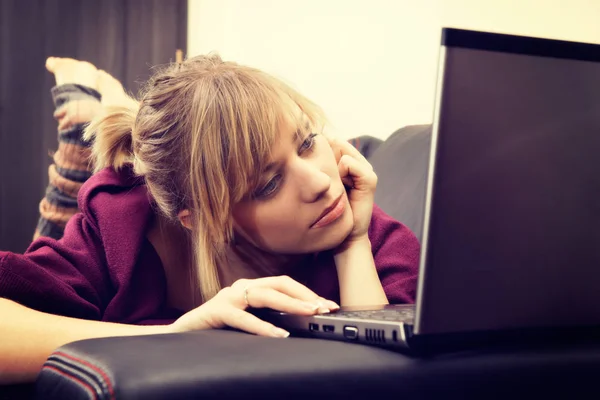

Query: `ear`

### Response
(177, 209, 193, 230)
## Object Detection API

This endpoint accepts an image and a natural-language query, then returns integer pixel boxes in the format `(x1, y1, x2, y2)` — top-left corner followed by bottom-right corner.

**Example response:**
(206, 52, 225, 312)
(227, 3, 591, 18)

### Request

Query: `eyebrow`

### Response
(293, 118, 312, 143)
(263, 117, 312, 173)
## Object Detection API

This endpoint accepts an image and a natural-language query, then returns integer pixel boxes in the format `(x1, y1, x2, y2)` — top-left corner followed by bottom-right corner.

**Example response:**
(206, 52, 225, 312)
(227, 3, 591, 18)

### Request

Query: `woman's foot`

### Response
(97, 69, 131, 107)
(45, 57, 99, 90)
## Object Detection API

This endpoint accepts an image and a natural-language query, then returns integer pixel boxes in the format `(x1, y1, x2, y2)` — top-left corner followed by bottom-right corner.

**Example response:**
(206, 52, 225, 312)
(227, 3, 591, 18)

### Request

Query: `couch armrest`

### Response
(36, 329, 600, 399)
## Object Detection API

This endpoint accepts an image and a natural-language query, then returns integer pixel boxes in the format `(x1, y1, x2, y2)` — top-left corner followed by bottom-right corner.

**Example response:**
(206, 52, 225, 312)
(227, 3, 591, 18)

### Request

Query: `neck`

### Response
(221, 236, 310, 286)
(147, 213, 197, 310)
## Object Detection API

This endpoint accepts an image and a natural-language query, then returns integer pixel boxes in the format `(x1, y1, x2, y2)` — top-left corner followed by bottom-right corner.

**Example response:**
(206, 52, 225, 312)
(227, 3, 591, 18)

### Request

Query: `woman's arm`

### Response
(328, 138, 390, 306)
(0, 275, 339, 385)
(0, 298, 167, 384)
(328, 137, 420, 306)
(334, 237, 388, 306)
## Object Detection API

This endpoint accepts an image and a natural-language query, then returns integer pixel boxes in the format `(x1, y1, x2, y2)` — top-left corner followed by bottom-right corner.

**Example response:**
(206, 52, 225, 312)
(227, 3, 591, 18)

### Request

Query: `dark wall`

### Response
(0, 0, 187, 252)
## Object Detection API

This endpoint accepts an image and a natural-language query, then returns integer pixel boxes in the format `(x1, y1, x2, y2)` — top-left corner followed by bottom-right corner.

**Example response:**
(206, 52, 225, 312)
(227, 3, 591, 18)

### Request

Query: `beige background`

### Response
(187, 0, 600, 140)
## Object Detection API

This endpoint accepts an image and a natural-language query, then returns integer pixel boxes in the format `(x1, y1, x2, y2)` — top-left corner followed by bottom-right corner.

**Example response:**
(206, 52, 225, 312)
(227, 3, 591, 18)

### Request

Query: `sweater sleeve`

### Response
(369, 204, 421, 304)
(34, 84, 102, 241)
(1, 210, 110, 320)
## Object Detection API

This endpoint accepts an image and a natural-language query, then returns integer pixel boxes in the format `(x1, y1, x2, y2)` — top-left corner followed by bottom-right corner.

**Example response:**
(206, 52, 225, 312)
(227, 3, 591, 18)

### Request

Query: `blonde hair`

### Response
(84, 54, 326, 303)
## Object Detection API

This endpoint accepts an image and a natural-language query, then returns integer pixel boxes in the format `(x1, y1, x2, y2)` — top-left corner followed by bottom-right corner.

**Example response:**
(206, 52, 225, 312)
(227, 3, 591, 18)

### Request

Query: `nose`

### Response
(295, 159, 331, 203)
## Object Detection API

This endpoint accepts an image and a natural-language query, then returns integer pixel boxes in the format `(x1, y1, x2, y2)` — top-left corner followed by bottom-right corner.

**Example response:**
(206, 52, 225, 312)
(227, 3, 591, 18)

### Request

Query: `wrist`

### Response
(334, 235, 371, 256)
(332, 235, 387, 306)
(144, 324, 173, 335)
(333, 237, 373, 272)
(167, 319, 187, 334)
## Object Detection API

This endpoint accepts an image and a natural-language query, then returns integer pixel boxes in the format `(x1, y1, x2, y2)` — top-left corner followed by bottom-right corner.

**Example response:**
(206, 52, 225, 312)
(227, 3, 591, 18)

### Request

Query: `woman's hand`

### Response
(328, 137, 378, 245)
(327, 138, 388, 306)
(168, 276, 339, 337)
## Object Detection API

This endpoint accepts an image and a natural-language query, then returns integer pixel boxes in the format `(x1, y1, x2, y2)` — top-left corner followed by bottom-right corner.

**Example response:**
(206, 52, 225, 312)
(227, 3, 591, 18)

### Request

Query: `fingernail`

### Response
(327, 301, 340, 310)
(314, 300, 335, 313)
(272, 327, 290, 338)
(302, 302, 320, 312)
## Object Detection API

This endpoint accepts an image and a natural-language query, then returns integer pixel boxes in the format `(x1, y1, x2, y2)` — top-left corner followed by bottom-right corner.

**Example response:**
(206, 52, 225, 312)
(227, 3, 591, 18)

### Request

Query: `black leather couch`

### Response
(32, 328, 600, 399)
(6, 125, 600, 399)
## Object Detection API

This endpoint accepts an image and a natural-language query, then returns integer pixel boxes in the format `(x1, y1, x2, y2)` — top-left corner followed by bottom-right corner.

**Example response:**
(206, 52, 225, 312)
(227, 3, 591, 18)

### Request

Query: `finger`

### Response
(338, 155, 355, 188)
(327, 137, 344, 164)
(242, 275, 317, 301)
(245, 287, 323, 315)
(328, 137, 371, 167)
(338, 154, 378, 192)
(249, 275, 339, 309)
(339, 163, 354, 189)
(223, 308, 290, 338)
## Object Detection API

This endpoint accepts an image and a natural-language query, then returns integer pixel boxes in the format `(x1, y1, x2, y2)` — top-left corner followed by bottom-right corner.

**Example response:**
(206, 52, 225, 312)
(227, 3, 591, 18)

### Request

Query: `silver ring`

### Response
(243, 286, 250, 307)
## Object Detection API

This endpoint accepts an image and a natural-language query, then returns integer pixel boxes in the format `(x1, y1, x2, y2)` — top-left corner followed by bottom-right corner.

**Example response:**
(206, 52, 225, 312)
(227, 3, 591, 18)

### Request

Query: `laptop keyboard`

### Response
(326, 306, 415, 323)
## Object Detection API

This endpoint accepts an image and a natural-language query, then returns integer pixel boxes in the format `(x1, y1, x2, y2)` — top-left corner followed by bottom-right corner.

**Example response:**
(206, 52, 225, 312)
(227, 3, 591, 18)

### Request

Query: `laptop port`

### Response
(343, 326, 359, 340)
(323, 325, 335, 333)
(393, 330, 398, 342)
(309, 323, 319, 332)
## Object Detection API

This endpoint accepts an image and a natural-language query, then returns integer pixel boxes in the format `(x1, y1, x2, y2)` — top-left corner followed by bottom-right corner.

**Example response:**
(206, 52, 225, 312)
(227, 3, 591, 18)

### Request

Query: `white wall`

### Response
(188, 0, 600, 140)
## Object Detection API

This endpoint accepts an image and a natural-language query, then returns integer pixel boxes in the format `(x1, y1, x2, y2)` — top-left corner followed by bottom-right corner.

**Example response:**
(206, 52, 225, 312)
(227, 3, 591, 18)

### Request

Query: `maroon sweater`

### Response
(0, 166, 420, 325)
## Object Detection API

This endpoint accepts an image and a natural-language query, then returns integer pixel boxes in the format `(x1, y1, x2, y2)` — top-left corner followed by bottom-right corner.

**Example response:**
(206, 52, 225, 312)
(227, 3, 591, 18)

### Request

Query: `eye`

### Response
(255, 175, 282, 199)
(299, 133, 318, 154)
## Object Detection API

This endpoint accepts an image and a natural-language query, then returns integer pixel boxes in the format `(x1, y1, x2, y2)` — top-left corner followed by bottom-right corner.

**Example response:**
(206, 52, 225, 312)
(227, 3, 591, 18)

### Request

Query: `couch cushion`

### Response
(369, 125, 432, 243)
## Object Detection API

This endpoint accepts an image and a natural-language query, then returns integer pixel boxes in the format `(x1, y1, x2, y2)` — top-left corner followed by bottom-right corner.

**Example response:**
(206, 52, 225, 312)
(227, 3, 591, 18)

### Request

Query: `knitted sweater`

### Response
(1, 165, 420, 323)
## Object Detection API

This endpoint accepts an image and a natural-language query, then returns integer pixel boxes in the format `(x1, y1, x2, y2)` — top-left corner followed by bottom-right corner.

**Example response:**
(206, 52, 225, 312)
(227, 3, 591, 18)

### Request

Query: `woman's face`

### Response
(232, 115, 354, 254)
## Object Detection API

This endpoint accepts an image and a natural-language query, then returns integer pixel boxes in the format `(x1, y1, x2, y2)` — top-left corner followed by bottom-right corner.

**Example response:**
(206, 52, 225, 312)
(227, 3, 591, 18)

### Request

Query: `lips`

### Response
(311, 194, 346, 229)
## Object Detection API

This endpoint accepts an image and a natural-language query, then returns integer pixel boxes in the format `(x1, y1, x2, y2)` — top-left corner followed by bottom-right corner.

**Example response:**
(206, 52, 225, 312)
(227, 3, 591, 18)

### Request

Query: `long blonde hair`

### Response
(84, 54, 325, 303)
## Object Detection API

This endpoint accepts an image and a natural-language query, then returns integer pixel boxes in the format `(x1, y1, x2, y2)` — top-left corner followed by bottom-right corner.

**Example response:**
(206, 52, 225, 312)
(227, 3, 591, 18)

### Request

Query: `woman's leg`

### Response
(34, 57, 126, 240)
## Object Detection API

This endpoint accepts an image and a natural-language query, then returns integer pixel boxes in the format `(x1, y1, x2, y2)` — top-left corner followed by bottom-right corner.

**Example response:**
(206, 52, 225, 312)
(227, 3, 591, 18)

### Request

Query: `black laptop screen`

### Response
(419, 32, 600, 334)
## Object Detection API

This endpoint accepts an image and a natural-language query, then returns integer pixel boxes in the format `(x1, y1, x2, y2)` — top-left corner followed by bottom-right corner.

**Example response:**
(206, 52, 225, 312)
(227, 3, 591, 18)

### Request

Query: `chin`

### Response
(264, 210, 355, 254)
(308, 212, 354, 253)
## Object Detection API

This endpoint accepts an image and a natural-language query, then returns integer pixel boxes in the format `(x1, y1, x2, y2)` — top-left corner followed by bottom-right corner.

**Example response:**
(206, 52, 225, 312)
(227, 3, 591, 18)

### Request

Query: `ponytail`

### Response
(83, 95, 140, 173)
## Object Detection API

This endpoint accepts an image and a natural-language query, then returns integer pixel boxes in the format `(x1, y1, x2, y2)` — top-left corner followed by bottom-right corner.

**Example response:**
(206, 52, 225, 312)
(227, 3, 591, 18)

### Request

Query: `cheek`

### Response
(233, 201, 304, 247)
(255, 202, 303, 234)
(231, 206, 256, 241)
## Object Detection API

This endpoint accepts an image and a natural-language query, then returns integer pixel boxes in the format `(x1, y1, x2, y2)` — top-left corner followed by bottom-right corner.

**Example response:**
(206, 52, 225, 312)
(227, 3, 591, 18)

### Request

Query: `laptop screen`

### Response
(417, 29, 600, 334)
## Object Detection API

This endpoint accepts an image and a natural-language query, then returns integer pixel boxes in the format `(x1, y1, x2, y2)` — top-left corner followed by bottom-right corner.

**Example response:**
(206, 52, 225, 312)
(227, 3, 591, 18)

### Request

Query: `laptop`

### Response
(253, 28, 600, 353)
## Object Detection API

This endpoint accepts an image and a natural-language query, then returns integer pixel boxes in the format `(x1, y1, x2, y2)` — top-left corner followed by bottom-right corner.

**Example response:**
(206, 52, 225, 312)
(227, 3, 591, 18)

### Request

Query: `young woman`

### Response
(0, 55, 419, 383)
